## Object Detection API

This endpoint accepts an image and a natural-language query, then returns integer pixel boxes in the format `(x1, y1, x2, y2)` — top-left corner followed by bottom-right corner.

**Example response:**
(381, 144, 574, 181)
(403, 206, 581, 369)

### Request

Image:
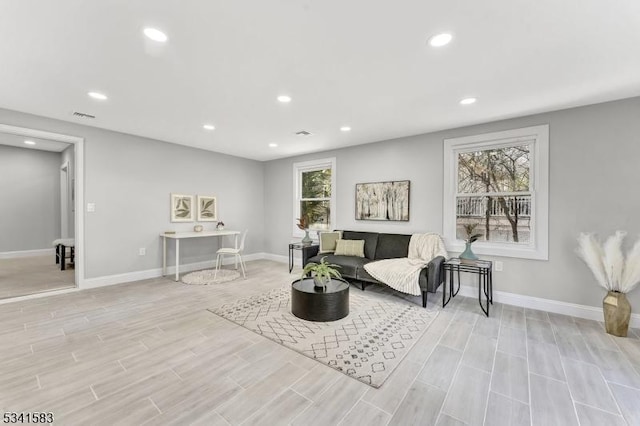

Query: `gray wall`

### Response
(0, 144, 61, 252)
(0, 108, 265, 279)
(264, 96, 640, 311)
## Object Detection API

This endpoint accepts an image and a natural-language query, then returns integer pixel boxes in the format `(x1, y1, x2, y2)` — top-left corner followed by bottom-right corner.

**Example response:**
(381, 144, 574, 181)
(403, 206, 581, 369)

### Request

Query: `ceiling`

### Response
(0, 132, 70, 153)
(0, 1, 639, 161)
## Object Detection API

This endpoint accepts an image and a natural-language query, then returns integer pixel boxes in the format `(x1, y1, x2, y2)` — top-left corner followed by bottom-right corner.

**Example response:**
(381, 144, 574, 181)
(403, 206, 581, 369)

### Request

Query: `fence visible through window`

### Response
(456, 195, 532, 244)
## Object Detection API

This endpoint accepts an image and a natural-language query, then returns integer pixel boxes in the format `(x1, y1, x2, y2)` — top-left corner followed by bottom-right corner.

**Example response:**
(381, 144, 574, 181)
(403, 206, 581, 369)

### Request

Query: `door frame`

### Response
(60, 160, 70, 238)
(0, 124, 85, 288)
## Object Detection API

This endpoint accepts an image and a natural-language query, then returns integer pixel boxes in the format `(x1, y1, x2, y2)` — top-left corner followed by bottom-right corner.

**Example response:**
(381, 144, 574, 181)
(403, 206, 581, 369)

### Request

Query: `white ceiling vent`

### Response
(295, 130, 313, 136)
(72, 111, 96, 119)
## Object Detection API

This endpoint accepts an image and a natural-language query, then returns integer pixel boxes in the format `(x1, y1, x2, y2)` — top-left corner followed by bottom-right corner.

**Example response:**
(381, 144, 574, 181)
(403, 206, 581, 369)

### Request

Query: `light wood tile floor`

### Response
(0, 255, 75, 299)
(0, 260, 639, 425)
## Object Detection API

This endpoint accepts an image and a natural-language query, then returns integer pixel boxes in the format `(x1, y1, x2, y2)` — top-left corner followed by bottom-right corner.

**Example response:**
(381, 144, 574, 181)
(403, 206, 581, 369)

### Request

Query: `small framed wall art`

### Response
(355, 180, 410, 221)
(170, 193, 194, 222)
(197, 195, 217, 222)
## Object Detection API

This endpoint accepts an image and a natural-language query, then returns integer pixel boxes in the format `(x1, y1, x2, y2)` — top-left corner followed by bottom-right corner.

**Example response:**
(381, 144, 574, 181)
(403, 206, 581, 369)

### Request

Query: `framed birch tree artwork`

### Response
(355, 180, 410, 221)
(170, 193, 194, 222)
(197, 195, 217, 221)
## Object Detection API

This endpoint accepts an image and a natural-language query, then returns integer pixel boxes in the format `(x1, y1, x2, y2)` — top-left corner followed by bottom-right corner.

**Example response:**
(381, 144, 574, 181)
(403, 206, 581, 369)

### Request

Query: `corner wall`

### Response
(264, 97, 640, 311)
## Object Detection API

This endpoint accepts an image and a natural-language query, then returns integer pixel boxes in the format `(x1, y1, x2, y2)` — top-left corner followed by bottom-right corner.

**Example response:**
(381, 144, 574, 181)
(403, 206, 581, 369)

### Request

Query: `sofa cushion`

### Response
(375, 233, 411, 260)
(334, 239, 365, 257)
(307, 254, 371, 278)
(318, 231, 342, 254)
(342, 231, 378, 260)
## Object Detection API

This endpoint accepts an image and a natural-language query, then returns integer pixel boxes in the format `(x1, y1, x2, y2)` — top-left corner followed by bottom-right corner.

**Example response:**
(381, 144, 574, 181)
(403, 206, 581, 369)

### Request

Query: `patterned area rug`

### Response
(208, 286, 438, 388)
(182, 269, 240, 285)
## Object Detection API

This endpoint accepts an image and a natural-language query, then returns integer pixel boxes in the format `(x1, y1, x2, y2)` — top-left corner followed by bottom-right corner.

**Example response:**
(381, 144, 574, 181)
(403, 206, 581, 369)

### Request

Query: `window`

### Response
(293, 158, 336, 237)
(443, 125, 549, 260)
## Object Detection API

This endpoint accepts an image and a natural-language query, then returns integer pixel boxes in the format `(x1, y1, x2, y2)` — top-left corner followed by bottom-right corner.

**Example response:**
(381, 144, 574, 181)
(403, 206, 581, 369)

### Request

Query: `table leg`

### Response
(289, 245, 294, 273)
(162, 237, 166, 277)
(455, 269, 461, 296)
(60, 245, 66, 271)
(489, 269, 493, 304)
(175, 239, 180, 282)
(234, 234, 238, 270)
(443, 266, 450, 307)
(478, 271, 489, 317)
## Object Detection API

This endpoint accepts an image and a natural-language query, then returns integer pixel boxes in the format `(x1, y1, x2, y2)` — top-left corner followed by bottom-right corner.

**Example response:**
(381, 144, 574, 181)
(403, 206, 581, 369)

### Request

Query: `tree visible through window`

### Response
(294, 158, 336, 235)
(300, 168, 332, 230)
(456, 144, 532, 244)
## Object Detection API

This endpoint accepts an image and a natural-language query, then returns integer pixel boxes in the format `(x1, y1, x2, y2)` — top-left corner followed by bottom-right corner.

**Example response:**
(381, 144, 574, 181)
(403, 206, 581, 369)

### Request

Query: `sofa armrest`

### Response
(302, 245, 320, 266)
(426, 256, 446, 293)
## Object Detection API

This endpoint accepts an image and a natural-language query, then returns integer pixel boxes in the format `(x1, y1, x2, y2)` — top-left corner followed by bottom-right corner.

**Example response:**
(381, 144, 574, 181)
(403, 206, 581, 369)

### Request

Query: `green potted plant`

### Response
(302, 256, 342, 289)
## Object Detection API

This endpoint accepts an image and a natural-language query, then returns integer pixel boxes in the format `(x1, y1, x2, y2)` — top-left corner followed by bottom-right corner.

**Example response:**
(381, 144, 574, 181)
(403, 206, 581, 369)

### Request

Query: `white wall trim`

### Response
(453, 284, 640, 327)
(0, 248, 54, 259)
(3, 249, 636, 329)
(0, 287, 80, 305)
(0, 123, 85, 287)
(262, 253, 289, 264)
(292, 157, 337, 238)
(443, 124, 549, 260)
(82, 253, 266, 289)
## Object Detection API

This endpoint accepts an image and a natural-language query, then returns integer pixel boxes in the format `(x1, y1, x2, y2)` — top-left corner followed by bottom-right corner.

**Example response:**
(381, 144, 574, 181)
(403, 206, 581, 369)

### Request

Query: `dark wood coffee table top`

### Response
(291, 278, 349, 322)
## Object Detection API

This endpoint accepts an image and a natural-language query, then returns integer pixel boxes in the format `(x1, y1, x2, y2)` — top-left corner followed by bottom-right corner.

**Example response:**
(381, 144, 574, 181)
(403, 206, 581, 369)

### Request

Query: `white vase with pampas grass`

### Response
(577, 231, 640, 337)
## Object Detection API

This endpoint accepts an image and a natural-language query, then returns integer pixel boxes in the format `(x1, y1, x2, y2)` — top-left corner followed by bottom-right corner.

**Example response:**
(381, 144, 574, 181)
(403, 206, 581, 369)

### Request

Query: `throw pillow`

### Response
(334, 239, 365, 258)
(319, 231, 342, 254)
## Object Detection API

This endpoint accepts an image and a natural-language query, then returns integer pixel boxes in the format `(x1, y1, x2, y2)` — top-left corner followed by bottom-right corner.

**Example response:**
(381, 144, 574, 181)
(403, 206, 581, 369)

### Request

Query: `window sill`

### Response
(445, 240, 548, 261)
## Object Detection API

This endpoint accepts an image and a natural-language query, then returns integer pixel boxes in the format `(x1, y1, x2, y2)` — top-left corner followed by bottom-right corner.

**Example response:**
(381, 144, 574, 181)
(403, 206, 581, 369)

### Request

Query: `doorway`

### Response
(0, 124, 84, 299)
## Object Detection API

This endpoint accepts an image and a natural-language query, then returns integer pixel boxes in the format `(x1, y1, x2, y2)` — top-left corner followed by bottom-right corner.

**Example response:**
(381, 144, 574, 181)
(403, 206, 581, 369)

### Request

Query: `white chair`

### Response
(214, 230, 248, 279)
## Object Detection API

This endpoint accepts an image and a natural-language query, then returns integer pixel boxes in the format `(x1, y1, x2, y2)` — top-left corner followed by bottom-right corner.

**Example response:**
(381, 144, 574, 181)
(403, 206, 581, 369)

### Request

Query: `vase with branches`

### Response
(460, 223, 483, 263)
(577, 231, 640, 337)
(296, 215, 312, 244)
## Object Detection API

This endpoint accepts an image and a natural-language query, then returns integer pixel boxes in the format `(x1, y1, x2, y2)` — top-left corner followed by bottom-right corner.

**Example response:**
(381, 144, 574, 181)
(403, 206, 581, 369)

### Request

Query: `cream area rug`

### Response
(209, 286, 438, 388)
(182, 269, 241, 285)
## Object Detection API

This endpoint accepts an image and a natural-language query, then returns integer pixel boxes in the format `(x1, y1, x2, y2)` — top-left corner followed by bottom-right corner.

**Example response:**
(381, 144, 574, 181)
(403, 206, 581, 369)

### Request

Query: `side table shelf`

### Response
(443, 258, 493, 317)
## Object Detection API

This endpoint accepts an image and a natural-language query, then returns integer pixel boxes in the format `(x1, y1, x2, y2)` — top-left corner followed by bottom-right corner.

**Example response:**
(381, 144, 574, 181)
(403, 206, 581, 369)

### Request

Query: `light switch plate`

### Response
(495, 261, 504, 271)
(87, 203, 96, 212)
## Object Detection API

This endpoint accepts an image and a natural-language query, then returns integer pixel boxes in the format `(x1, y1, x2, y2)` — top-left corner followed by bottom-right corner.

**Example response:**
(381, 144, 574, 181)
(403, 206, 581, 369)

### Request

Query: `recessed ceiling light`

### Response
(277, 95, 292, 103)
(24, 140, 36, 145)
(143, 28, 168, 43)
(203, 124, 215, 130)
(268, 143, 278, 148)
(340, 126, 351, 132)
(460, 97, 477, 105)
(428, 33, 453, 47)
(88, 91, 108, 101)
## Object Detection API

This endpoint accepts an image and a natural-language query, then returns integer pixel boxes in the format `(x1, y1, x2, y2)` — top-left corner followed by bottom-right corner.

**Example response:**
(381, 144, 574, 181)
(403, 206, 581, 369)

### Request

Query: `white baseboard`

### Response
(453, 284, 640, 328)
(0, 288, 80, 305)
(0, 248, 54, 259)
(5, 250, 638, 329)
(81, 253, 265, 289)
(262, 253, 289, 264)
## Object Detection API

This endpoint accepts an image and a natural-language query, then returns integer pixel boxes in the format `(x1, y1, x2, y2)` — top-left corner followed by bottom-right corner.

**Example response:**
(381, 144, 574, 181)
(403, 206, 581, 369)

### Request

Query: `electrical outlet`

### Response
(87, 203, 96, 212)
(495, 261, 503, 272)
(138, 248, 146, 256)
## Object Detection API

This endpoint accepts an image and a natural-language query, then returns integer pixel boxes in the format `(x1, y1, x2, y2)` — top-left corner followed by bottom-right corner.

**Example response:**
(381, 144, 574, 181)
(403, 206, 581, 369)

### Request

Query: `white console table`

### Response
(160, 230, 241, 281)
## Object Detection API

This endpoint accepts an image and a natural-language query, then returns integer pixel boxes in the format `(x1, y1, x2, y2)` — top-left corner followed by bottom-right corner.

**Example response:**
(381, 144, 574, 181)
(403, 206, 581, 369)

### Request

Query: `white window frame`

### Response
(292, 157, 337, 238)
(443, 125, 549, 260)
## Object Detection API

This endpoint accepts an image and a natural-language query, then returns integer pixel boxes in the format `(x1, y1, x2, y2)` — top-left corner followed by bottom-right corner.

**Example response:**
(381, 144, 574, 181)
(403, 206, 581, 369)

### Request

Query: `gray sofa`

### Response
(302, 230, 445, 308)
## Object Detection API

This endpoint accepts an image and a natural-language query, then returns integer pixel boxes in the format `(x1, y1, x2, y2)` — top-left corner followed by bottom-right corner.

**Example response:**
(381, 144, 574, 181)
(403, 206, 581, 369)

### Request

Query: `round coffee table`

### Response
(291, 278, 349, 322)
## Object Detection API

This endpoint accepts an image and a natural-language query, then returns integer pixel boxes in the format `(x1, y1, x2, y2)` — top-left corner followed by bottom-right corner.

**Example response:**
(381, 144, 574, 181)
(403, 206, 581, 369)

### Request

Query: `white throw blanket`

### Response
(363, 233, 447, 296)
